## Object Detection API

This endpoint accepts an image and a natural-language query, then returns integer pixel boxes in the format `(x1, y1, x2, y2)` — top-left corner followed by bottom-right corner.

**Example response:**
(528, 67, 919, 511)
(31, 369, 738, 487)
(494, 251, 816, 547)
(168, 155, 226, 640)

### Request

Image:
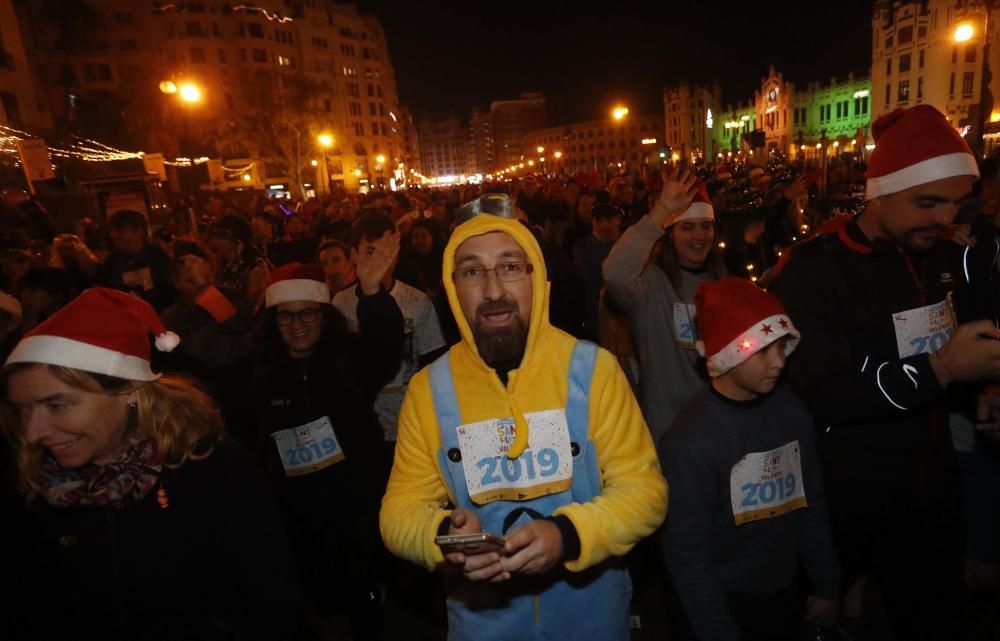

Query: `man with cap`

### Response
(775, 104, 1000, 638)
(380, 194, 667, 641)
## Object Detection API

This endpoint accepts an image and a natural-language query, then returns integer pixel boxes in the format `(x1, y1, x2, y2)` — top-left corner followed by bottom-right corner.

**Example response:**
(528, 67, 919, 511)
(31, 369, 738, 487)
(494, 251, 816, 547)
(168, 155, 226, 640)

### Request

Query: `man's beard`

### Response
(472, 300, 528, 373)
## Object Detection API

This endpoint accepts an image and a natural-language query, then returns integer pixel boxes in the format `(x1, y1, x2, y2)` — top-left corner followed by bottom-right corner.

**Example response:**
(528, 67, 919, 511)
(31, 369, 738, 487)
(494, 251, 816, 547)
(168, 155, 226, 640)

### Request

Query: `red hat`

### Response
(5, 287, 179, 381)
(264, 262, 329, 308)
(866, 104, 979, 199)
(694, 278, 800, 377)
(671, 182, 714, 225)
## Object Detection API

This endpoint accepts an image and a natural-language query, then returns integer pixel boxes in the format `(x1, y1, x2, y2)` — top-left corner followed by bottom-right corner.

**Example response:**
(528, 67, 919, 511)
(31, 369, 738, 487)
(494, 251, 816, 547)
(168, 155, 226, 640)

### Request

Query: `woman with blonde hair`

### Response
(1, 287, 299, 641)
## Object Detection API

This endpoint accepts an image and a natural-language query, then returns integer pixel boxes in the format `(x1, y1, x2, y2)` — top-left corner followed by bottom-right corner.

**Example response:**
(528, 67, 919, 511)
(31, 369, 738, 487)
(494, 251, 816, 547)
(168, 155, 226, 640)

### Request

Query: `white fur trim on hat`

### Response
(866, 152, 979, 200)
(705, 314, 800, 378)
(5, 335, 159, 381)
(265, 279, 330, 308)
(672, 201, 715, 225)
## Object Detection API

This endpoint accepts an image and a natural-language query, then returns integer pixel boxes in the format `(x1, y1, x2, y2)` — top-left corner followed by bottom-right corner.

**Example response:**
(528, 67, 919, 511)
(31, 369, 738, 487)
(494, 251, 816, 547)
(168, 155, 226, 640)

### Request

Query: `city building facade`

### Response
(15, 0, 408, 193)
(470, 107, 494, 175)
(490, 92, 547, 170)
(520, 114, 663, 175)
(663, 81, 721, 160)
(417, 116, 474, 180)
(0, 0, 52, 131)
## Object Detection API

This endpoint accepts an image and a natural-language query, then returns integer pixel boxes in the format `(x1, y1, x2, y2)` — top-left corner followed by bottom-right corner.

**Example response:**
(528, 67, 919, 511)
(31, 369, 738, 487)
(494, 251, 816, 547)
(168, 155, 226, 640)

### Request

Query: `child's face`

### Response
(726, 337, 790, 397)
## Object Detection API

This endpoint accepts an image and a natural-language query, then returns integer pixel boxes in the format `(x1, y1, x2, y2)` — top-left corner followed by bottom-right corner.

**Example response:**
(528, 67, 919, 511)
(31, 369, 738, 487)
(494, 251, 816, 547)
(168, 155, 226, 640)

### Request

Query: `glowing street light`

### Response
(178, 82, 202, 104)
(310, 159, 318, 166)
(376, 154, 385, 165)
(537, 146, 545, 154)
(317, 133, 334, 148)
(954, 23, 974, 42)
(354, 169, 362, 177)
(612, 106, 629, 121)
(554, 151, 562, 159)
(159, 80, 178, 94)
(527, 160, 534, 167)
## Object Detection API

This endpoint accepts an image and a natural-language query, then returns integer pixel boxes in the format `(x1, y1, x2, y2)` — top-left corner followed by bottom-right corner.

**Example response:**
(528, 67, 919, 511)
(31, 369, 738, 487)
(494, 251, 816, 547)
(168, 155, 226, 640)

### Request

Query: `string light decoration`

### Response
(233, 5, 294, 22)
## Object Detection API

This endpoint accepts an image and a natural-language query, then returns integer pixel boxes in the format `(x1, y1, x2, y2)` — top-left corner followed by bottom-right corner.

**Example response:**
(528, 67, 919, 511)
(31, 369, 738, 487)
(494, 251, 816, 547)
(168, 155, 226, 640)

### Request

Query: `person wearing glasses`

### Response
(381, 194, 667, 641)
(249, 240, 403, 640)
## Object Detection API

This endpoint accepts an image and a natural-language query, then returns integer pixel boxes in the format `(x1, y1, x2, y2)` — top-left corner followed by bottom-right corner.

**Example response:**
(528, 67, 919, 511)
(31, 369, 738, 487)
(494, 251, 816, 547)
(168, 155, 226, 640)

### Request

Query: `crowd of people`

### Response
(0, 103, 998, 641)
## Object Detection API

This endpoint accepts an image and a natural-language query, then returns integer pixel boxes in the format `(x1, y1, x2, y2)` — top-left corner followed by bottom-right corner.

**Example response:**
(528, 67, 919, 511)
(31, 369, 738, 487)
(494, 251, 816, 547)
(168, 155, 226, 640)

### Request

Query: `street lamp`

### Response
(611, 105, 629, 176)
(537, 146, 545, 154)
(375, 154, 386, 188)
(953, 12, 993, 159)
(178, 82, 202, 104)
(316, 133, 334, 194)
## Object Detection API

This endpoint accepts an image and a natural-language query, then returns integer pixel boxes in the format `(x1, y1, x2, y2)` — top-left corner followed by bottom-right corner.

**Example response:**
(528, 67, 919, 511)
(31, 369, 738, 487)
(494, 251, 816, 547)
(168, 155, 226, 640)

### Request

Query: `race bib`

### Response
(892, 297, 956, 359)
(271, 416, 345, 476)
(122, 267, 153, 291)
(730, 440, 807, 526)
(673, 303, 698, 349)
(456, 409, 573, 504)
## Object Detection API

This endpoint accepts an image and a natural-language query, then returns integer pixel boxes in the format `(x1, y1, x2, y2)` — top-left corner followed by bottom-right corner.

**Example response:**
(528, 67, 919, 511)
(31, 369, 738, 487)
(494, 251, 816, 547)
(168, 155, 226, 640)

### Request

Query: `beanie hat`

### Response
(264, 262, 329, 308)
(671, 182, 715, 225)
(694, 277, 800, 377)
(5, 287, 179, 381)
(866, 104, 979, 200)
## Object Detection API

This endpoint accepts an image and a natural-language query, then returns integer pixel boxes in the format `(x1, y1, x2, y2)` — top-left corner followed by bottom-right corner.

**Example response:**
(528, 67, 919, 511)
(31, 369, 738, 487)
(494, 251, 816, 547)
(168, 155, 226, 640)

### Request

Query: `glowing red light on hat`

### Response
(741, 340, 753, 350)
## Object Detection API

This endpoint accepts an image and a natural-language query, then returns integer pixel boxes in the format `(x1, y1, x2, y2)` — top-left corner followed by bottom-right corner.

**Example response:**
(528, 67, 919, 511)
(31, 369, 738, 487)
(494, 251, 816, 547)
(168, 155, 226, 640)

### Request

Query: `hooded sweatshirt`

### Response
(380, 214, 667, 574)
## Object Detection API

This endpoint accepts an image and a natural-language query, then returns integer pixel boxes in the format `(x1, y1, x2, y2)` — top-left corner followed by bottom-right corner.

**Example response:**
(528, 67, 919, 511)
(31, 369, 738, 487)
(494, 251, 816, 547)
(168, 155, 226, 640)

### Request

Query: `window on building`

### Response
(213, 22, 222, 37)
(898, 80, 910, 103)
(247, 22, 263, 38)
(190, 47, 206, 63)
(963, 71, 975, 95)
(919, 49, 925, 68)
(367, 84, 374, 97)
(381, 122, 387, 136)
(368, 102, 376, 115)
(252, 48, 267, 63)
(917, 76, 924, 100)
(120, 39, 138, 50)
(886, 83, 891, 105)
(950, 72, 956, 96)
(225, 93, 234, 110)
(324, 98, 332, 112)
(277, 55, 292, 67)
(918, 25, 927, 38)
(966, 46, 977, 63)
(898, 26, 913, 44)
(371, 122, 379, 136)
(185, 21, 204, 37)
(97, 64, 111, 81)
(218, 49, 227, 63)
(835, 102, 842, 119)
(953, 46, 958, 63)
(354, 122, 364, 136)
(886, 58, 892, 75)
(885, 36, 893, 48)
(899, 53, 911, 72)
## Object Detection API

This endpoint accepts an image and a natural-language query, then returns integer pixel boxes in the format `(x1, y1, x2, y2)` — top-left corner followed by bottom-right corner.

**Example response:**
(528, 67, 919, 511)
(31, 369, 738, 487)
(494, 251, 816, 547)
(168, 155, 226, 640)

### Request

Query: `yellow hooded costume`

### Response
(380, 211, 667, 639)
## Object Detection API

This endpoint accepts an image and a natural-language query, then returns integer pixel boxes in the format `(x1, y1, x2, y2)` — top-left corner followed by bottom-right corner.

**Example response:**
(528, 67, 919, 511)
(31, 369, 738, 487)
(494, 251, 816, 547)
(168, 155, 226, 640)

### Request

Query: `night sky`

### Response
(360, 0, 876, 124)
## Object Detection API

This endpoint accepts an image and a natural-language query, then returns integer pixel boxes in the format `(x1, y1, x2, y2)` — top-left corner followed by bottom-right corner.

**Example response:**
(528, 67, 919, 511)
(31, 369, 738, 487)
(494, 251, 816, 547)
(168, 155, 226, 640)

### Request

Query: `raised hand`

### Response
(356, 230, 400, 295)
(650, 168, 699, 228)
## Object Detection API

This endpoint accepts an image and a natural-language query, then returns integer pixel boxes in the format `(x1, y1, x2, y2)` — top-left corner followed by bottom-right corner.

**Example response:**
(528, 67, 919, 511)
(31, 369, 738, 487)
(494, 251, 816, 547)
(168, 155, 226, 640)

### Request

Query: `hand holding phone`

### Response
(437, 508, 510, 582)
(435, 532, 506, 555)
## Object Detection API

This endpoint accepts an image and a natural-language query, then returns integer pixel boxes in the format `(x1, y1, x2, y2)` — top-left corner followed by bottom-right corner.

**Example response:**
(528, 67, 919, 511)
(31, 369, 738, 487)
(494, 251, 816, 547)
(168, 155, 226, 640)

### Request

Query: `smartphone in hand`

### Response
(435, 532, 506, 556)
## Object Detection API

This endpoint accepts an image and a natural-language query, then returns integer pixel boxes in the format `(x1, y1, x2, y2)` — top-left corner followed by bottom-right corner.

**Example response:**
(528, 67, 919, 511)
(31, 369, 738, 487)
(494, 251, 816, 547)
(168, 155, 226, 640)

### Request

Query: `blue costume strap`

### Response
(566, 341, 598, 445)
(429, 352, 462, 451)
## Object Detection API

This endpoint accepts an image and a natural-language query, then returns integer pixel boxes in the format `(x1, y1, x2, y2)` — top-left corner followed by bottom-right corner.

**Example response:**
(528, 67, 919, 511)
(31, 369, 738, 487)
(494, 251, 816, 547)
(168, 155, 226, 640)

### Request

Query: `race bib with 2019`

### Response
(673, 302, 698, 349)
(271, 416, 345, 476)
(456, 409, 573, 504)
(730, 440, 807, 526)
(892, 297, 956, 359)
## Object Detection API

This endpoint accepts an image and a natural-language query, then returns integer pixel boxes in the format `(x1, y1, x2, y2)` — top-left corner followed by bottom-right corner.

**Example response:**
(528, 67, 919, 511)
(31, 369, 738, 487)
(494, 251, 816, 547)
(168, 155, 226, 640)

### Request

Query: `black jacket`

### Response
(773, 217, 959, 508)
(250, 288, 403, 601)
(8, 438, 300, 641)
(100, 244, 176, 312)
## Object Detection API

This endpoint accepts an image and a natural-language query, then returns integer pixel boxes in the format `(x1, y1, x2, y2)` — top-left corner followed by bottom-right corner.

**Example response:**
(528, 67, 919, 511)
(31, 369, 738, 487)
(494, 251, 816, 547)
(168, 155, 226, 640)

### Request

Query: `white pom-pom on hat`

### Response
(155, 331, 181, 353)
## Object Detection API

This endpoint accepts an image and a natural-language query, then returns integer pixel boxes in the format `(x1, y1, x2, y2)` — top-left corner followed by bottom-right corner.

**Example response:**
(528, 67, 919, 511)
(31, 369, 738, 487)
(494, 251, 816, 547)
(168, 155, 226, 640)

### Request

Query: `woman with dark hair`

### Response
(249, 230, 403, 641)
(1, 288, 299, 640)
(395, 217, 444, 295)
(603, 169, 726, 443)
(205, 216, 270, 310)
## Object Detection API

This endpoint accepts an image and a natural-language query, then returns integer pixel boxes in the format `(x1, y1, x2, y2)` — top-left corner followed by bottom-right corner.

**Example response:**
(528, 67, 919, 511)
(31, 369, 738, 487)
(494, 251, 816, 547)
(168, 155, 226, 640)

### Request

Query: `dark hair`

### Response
(318, 238, 351, 257)
(108, 209, 147, 232)
(592, 203, 624, 220)
(253, 304, 349, 364)
(657, 223, 726, 293)
(351, 208, 395, 247)
(18, 267, 76, 298)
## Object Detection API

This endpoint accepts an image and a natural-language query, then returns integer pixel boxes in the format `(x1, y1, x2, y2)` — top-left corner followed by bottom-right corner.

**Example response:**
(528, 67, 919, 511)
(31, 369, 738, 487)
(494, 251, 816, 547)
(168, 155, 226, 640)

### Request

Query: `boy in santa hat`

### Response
(660, 277, 839, 641)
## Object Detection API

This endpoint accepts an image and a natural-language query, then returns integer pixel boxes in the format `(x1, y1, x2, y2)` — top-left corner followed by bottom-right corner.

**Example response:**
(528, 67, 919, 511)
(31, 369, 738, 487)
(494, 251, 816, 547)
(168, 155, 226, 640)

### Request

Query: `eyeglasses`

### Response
(276, 307, 322, 326)
(452, 262, 533, 288)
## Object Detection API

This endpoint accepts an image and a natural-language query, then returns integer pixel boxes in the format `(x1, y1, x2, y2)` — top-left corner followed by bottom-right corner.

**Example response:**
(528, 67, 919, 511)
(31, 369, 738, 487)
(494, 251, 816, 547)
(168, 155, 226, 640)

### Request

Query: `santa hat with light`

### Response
(694, 277, 800, 378)
(670, 182, 715, 226)
(866, 104, 979, 200)
(264, 262, 330, 308)
(5, 287, 180, 381)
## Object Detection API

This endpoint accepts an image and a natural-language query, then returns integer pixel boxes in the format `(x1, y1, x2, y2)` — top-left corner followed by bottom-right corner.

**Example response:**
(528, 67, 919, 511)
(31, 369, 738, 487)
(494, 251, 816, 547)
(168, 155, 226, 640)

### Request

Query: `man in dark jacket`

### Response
(100, 209, 175, 311)
(775, 105, 1000, 639)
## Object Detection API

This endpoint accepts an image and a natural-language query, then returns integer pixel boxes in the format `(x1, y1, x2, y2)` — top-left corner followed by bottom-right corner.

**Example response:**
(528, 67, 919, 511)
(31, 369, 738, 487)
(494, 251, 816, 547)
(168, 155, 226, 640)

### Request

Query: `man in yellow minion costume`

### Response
(380, 194, 667, 641)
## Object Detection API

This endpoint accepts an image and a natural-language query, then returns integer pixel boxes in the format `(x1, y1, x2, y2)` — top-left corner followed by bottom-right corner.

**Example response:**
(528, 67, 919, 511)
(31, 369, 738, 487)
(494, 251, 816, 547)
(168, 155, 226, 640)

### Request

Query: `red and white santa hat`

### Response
(5, 287, 179, 381)
(671, 182, 714, 225)
(694, 277, 800, 377)
(866, 104, 979, 200)
(264, 262, 330, 308)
